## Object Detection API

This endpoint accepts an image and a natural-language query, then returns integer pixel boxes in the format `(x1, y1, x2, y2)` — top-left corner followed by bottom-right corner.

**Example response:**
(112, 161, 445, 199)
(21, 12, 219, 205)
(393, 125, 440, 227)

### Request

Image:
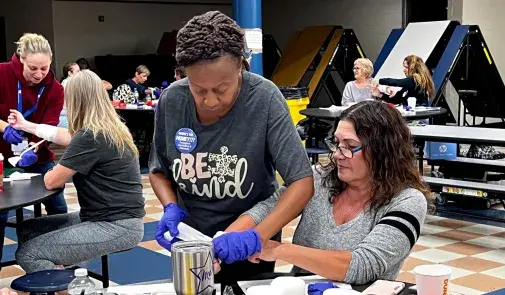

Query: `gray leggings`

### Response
(16, 212, 144, 273)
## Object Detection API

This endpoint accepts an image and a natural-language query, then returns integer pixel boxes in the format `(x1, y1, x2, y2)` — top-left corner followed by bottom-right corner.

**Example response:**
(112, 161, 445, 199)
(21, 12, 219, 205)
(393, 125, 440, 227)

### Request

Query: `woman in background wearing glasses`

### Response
(243, 101, 431, 285)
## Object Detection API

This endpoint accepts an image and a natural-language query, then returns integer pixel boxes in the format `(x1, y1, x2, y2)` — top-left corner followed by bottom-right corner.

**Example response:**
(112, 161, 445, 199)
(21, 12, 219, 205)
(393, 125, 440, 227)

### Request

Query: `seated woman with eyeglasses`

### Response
(241, 101, 431, 284)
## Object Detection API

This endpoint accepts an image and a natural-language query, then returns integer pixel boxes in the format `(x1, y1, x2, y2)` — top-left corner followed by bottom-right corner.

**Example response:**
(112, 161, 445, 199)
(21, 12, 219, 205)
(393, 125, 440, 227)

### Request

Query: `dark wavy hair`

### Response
(320, 101, 431, 211)
(176, 11, 249, 70)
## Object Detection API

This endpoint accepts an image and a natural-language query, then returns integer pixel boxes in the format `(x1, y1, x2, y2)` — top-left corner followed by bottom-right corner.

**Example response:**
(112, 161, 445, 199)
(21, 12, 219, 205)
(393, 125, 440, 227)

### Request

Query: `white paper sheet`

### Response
(107, 283, 222, 295)
(238, 275, 353, 294)
(375, 21, 451, 79)
(3, 172, 41, 182)
(107, 283, 175, 294)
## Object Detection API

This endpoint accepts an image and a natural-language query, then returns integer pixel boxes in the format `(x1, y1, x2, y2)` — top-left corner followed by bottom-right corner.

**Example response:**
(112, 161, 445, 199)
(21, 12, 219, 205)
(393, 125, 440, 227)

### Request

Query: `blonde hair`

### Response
(65, 70, 138, 157)
(404, 55, 435, 99)
(354, 58, 373, 78)
(136, 65, 150, 76)
(15, 33, 52, 58)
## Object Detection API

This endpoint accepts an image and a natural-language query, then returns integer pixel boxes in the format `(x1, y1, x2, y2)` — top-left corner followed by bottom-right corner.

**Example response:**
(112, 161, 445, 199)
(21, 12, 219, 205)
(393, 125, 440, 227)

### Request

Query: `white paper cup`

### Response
(408, 97, 417, 108)
(270, 277, 305, 295)
(414, 264, 452, 295)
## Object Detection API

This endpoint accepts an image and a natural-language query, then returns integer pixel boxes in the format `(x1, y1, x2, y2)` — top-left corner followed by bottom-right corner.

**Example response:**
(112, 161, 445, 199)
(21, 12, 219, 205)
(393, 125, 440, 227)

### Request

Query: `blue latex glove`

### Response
(213, 229, 262, 264)
(17, 150, 38, 167)
(3, 126, 23, 144)
(153, 88, 161, 98)
(161, 81, 169, 88)
(307, 282, 338, 295)
(155, 203, 188, 250)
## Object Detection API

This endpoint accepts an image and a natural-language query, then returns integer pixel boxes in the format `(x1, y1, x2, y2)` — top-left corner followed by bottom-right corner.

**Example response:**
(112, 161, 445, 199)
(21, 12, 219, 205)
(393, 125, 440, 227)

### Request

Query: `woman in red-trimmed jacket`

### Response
(0, 33, 68, 270)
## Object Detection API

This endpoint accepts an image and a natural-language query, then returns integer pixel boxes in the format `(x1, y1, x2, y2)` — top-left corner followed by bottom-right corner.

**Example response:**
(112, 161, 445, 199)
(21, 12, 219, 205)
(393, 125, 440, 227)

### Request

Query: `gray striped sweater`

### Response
(244, 168, 427, 284)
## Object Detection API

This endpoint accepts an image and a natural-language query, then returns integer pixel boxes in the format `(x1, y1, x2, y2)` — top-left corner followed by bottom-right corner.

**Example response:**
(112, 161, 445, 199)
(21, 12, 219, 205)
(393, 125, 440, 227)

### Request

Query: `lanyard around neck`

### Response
(17, 81, 45, 118)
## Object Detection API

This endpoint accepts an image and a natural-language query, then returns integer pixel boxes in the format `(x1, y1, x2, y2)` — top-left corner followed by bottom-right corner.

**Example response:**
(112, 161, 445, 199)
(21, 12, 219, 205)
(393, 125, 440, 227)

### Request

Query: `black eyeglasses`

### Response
(324, 135, 363, 159)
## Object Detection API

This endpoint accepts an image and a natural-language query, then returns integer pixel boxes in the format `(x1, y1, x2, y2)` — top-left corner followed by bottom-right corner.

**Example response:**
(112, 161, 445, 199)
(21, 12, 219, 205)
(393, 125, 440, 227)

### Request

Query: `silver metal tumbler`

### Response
(172, 240, 215, 295)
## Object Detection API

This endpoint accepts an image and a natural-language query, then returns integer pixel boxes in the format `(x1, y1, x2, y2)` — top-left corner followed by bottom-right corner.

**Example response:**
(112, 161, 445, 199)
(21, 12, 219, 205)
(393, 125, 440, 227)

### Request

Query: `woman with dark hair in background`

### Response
(149, 10, 314, 287)
(125, 65, 152, 99)
(174, 66, 186, 81)
(60, 62, 80, 88)
(76, 57, 112, 91)
(247, 101, 430, 285)
(373, 55, 435, 106)
(59, 62, 80, 128)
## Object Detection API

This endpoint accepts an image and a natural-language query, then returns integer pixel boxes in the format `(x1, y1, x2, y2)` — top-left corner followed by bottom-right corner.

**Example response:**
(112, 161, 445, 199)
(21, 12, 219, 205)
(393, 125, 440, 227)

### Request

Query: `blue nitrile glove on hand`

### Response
(17, 149, 38, 167)
(3, 126, 23, 145)
(161, 81, 168, 88)
(153, 88, 161, 98)
(213, 229, 262, 264)
(155, 203, 188, 250)
(307, 282, 339, 295)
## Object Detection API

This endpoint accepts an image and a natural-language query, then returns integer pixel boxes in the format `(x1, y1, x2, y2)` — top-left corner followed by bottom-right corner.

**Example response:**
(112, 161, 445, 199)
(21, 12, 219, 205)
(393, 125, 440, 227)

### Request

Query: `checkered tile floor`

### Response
(1, 176, 505, 294)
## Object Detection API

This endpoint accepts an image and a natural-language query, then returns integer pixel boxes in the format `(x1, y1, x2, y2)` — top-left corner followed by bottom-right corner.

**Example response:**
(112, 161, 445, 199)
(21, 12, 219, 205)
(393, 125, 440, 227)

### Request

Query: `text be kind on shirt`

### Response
(173, 146, 253, 199)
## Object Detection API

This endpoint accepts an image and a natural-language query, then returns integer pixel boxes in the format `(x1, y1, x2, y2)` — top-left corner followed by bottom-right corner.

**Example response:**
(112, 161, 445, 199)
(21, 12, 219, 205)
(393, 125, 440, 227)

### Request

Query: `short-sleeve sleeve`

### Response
(59, 130, 101, 175)
(266, 89, 313, 185)
(148, 90, 172, 177)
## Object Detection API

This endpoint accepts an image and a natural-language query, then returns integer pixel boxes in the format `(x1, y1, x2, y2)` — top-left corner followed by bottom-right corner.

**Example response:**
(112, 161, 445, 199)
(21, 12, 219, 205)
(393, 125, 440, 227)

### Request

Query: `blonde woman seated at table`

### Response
(8, 70, 145, 273)
(341, 58, 375, 106)
(240, 101, 430, 284)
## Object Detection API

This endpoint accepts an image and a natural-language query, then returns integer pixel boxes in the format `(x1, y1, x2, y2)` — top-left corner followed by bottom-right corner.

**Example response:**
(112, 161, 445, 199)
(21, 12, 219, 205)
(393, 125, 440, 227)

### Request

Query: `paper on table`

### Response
(320, 105, 348, 112)
(238, 275, 353, 294)
(3, 172, 41, 182)
(107, 283, 176, 294)
(107, 283, 222, 295)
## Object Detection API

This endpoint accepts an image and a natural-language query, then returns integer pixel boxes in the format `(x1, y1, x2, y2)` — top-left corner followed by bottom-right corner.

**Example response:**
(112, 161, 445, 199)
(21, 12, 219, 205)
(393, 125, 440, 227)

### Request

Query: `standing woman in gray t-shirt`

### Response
(149, 11, 314, 286)
(341, 58, 376, 106)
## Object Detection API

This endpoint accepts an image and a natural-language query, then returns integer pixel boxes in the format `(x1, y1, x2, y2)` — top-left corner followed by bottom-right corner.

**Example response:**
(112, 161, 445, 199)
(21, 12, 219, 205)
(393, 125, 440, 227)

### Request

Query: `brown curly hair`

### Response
(404, 55, 435, 99)
(176, 11, 248, 70)
(321, 101, 431, 211)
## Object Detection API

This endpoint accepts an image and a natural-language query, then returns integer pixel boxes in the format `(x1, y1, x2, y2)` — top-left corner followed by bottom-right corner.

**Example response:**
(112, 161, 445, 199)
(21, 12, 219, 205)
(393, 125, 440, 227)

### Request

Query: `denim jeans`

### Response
(0, 161, 68, 269)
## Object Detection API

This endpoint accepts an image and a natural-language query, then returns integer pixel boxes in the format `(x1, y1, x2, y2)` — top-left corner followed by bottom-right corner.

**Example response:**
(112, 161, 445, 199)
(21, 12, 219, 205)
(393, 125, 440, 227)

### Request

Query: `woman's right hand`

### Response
(155, 203, 188, 250)
(8, 109, 27, 131)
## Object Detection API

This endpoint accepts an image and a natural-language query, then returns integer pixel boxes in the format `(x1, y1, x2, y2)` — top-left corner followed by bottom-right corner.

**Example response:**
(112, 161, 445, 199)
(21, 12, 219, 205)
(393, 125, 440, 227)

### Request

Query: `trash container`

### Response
(279, 86, 310, 126)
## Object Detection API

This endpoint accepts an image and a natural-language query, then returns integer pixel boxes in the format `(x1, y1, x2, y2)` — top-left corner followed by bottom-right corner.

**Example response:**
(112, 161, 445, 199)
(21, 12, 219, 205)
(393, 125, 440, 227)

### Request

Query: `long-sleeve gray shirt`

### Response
(244, 167, 427, 284)
(341, 81, 375, 106)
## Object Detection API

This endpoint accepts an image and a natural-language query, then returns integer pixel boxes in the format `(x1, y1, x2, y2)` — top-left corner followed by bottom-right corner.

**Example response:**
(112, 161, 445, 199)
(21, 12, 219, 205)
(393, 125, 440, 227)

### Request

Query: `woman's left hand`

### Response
(8, 109, 27, 131)
(258, 240, 282, 262)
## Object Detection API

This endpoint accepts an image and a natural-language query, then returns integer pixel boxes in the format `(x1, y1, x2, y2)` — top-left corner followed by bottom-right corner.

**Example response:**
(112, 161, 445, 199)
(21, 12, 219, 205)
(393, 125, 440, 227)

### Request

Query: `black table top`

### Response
(300, 107, 447, 121)
(0, 175, 63, 212)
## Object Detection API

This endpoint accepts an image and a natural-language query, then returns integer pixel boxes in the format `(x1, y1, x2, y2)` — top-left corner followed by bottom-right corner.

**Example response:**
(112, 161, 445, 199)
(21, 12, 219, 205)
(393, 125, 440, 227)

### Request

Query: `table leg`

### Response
(418, 140, 425, 173)
(15, 208, 23, 224)
(34, 203, 42, 218)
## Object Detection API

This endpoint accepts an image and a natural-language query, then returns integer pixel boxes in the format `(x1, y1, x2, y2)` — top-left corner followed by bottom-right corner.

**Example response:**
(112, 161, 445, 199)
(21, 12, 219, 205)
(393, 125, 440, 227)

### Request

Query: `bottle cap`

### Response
(74, 268, 88, 277)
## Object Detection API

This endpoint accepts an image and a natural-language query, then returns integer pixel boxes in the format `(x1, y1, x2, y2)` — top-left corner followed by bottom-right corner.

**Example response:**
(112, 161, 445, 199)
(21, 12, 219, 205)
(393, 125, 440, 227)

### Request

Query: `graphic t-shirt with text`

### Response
(149, 71, 313, 236)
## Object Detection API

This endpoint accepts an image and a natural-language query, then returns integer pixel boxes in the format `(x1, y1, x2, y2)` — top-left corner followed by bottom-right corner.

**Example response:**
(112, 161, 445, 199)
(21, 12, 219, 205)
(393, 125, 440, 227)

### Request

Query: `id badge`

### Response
(11, 139, 28, 156)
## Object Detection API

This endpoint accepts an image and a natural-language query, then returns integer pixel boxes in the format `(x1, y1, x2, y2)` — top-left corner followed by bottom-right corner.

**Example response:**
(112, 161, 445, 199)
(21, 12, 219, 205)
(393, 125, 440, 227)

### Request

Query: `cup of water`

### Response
(407, 97, 417, 109)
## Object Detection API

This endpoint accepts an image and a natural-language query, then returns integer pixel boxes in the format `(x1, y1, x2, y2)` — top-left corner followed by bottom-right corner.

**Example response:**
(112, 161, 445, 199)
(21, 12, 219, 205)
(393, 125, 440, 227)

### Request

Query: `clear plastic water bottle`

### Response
(133, 88, 139, 104)
(68, 268, 97, 295)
